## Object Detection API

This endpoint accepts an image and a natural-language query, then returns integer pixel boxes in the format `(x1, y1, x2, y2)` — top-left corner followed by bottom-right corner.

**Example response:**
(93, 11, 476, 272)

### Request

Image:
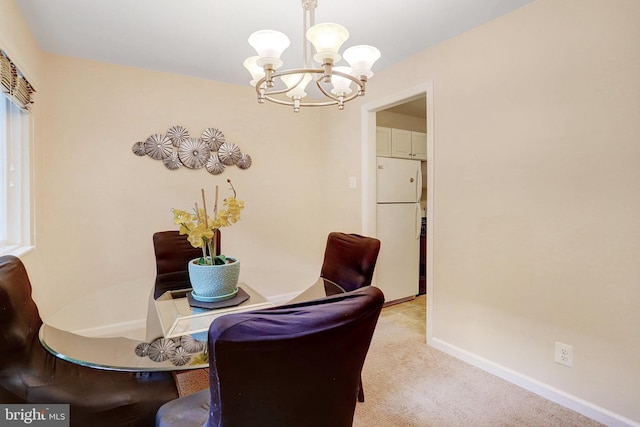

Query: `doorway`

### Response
(360, 82, 434, 340)
(377, 97, 427, 296)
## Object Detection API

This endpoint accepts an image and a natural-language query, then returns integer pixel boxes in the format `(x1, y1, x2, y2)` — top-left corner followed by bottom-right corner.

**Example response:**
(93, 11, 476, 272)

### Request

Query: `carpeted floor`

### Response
(353, 295, 604, 427)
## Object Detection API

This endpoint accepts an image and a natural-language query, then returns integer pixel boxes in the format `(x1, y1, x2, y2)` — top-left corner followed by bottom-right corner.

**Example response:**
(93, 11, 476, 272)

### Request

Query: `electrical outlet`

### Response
(555, 342, 573, 367)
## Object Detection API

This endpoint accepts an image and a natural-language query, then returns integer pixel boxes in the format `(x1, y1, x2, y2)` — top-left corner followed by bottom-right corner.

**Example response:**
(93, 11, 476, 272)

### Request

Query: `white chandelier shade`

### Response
(343, 45, 381, 79)
(242, 56, 265, 87)
(330, 66, 354, 97)
(283, 73, 313, 99)
(248, 30, 290, 69)
(244, 0, 380, 112)
(305, 23, 349, 64)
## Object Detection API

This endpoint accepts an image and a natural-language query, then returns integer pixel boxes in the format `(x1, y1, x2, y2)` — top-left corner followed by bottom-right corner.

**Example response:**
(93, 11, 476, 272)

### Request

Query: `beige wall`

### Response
(3, 0, 639, 423)
(25, 54, 328, 317)
(364, 0, 638, 423)
(0, 0, 41, 88)
(314, 0, 640, 423)
(438, 1, 639, 421)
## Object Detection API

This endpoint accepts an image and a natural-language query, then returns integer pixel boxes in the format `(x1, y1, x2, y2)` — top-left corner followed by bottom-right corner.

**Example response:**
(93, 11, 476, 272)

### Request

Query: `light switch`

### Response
(348, 176, 357, 189)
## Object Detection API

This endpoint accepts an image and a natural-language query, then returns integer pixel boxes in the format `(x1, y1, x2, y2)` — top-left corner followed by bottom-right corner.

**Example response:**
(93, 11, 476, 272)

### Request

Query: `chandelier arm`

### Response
(312, 69, 364, 102)
(254, 67, 324, 98)
(331, 69, 363, 85)
(272, 67, 324, 78)
(313, 81, 361, 104)
(262, 95, 308, 107)
(263, 95, 339, 108)
(253, 67, 364, 109)
(298, 100, 340, 107)
(258, 85, 290, 97)
(262, 91, 362, 107)
(314, 80, 340, 102)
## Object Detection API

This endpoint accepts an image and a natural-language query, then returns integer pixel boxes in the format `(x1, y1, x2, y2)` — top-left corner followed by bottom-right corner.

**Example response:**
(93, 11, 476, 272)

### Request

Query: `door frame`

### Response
(360, 81, 435, 342)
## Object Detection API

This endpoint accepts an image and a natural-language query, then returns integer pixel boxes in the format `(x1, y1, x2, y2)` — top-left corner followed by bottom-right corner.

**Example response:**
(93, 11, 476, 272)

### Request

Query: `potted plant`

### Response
(172, 179, 245, 302)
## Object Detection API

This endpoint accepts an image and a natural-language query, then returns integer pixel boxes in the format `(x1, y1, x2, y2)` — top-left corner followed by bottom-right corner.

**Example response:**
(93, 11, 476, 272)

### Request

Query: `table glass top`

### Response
(39, 278, 338, 372)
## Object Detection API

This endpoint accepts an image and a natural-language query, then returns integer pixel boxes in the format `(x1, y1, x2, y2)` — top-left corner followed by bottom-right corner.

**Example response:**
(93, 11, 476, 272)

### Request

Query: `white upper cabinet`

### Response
(376, 126, 392, 157)
(390, 128, 412, 159)
(376, 126, 427, 160)
(411, 131, 427, 160)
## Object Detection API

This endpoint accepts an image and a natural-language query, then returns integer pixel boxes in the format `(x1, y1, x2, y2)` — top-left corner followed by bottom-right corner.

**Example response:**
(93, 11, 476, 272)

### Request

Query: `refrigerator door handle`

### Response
(415, 203, 421, 239)
(416, 164, 422, 202)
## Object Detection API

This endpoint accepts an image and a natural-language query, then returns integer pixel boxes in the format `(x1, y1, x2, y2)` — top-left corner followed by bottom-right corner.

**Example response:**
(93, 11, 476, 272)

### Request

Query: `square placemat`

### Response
(186, 286, 250, 309)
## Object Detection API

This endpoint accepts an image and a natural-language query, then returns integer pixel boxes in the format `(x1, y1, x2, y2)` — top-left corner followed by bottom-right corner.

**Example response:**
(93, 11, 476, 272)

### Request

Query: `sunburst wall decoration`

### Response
(132, 125, 252, 174)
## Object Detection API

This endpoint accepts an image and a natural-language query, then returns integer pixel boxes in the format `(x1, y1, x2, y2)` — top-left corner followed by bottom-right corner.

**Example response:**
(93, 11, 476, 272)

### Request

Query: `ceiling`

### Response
(16, 0, 535, 89)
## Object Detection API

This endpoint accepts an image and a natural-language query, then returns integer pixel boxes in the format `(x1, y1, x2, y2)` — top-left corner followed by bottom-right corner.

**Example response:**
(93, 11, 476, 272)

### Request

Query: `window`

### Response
(0, 94, 32, 255)
(0, 50, 35, 256)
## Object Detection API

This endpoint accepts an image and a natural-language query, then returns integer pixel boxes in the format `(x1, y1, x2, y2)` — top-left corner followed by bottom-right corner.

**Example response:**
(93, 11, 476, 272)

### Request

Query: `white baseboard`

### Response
(429, 337, 639, 427)
(71, 292, 301, 339)
(267, 291, 302, 305)
(73, 318, 147, 339)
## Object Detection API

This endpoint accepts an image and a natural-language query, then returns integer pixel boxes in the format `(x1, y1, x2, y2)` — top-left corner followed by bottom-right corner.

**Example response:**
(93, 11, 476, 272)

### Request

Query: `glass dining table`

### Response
(38, 278, 342, 372)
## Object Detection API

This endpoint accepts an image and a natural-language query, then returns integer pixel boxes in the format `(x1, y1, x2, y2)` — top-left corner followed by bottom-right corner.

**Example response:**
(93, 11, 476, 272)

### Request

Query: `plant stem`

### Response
(200, 189, 212, 264)
(227, 179, 236, 198)
(214, 185, 219, 217)
(201, 189, 208, 231)
(212, 185, 219, 263)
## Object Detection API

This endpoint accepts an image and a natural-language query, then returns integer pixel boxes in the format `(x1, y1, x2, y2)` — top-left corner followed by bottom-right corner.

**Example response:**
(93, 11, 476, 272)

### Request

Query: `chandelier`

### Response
(243, 0, 381, 112)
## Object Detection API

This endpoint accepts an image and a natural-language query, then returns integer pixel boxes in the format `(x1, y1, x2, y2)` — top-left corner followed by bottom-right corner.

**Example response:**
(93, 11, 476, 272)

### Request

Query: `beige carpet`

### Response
(353, 295, 604, 427)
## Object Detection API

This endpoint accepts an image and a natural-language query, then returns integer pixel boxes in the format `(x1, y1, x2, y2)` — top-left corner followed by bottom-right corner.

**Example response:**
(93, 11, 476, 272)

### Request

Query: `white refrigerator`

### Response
(376, 157, 422, 302)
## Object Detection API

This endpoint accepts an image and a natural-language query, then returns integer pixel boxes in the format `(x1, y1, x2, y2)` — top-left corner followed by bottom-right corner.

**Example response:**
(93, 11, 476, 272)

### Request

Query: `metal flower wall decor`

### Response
(132, 125, 252, 174)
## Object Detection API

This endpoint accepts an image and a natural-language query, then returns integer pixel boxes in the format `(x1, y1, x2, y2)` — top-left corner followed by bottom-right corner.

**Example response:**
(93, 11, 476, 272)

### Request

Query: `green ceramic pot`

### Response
(188, 257, 240, 302)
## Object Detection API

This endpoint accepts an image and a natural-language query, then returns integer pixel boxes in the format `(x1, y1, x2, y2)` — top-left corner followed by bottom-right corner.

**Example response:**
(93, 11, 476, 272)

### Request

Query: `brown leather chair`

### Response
(155, 286, 385, 427)
(320, 232, 381, 294)
(152, 230, 221, 299)
(0, 255, 179, 427)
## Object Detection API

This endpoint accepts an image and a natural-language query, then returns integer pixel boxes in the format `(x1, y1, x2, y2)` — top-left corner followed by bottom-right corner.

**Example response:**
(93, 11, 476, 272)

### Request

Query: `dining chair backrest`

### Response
(155, 286, 385, 427)
(320, 232, 381, 293)
(152, 230, 220, 298)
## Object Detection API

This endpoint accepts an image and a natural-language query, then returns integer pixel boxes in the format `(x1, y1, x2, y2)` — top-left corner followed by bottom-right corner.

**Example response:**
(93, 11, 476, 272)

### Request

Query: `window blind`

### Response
(0, 50, 35, 111)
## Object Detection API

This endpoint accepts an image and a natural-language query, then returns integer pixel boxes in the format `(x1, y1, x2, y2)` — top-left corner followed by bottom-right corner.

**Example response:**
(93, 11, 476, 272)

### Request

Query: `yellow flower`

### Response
(226, 198, 244, 223)
(172, 209, 192, 225)
(172, 180, 245, 265)
(178, 224, 192, 236)
(187, 233, 205, 248)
